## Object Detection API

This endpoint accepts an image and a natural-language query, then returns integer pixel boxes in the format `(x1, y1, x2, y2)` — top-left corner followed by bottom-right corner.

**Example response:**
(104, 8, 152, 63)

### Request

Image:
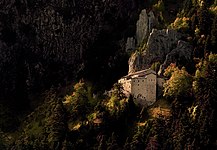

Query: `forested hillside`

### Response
(0, 0, 145, 110)
(0, 0, 217, 149)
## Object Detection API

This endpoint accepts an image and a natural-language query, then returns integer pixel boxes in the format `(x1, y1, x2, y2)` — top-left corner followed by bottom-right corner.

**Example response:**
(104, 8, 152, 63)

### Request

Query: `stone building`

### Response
(118, 69, 164, 106)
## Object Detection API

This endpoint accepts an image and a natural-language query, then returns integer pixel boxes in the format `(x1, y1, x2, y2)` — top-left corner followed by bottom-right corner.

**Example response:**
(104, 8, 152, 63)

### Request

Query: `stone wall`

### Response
(130, 73, 156, 106)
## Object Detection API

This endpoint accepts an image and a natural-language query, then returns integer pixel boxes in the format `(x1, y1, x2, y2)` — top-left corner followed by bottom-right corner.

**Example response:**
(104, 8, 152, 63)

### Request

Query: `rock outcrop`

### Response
(125, 37, 136, 52)
(158, 40, 193, 75)
(128, 51, 141, 74)
(146, 29, 181, 55)
(128, 29, 192, 74)
(136, 9, 157, 45)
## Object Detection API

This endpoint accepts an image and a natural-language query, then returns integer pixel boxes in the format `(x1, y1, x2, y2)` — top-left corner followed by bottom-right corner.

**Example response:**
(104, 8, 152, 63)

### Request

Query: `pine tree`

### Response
(0, 132, 6, 149)
(47, 100, 67, 150)
(198, 1, 211, 35)
(193, 53, 217, 149)
(211, 15, 217, 52)
(106, 132, 119, 150)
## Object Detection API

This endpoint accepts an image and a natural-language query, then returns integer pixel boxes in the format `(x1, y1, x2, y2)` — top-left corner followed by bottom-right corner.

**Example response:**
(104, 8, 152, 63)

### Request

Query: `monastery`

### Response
(118, 69, 165, 106)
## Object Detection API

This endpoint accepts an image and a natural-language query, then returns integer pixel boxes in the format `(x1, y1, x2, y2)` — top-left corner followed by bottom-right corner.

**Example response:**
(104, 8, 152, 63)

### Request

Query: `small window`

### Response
(142, 80, 144, 82)
(138, 84, 139, 86)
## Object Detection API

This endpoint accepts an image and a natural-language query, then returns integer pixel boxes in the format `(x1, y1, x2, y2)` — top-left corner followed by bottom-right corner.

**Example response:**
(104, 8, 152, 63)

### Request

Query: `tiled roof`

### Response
(123, 69, 156, 79)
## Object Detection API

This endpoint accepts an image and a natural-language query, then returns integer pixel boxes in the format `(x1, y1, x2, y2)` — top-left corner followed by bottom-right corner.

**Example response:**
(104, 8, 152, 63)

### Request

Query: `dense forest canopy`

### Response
(0, 0, 217, 149)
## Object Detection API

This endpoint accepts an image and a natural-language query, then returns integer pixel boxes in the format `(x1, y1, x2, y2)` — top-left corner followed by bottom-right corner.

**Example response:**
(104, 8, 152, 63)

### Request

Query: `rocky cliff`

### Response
(128, 28, 193, 74)
(125, 8, 157, 52)
(136, 9, 157, 45)
(158, 40, 193, 75)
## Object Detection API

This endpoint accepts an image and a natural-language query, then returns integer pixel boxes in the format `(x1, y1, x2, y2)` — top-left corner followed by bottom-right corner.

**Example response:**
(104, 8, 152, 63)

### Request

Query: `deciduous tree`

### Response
(163, 66, 193, 99)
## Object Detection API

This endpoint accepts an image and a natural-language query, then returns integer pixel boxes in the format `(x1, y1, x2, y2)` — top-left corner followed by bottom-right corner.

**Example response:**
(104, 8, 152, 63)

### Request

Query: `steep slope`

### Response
(0, 0, 143, 109)
(0, 0, 217, 149)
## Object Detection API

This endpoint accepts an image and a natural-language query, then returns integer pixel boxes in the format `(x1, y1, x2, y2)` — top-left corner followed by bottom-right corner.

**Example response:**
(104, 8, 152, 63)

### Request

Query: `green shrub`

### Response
(170, 17, 190, 32)
(153, 0, 165, 12)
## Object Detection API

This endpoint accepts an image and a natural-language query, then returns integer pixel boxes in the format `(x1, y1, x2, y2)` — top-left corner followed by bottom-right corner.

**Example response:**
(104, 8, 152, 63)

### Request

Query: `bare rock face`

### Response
(136, 9, 148, 45)
(146, 29, 181, 55)
(148, 11, 156, 33)
(128, 51, 141, 74)
(126, 37, 136, 52)
(158, 40, 193, 75)
(136, 9, 156, 45)
(128, 29, 192, 74)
